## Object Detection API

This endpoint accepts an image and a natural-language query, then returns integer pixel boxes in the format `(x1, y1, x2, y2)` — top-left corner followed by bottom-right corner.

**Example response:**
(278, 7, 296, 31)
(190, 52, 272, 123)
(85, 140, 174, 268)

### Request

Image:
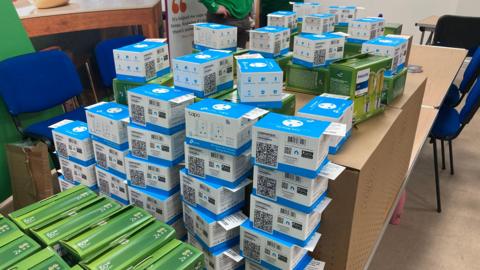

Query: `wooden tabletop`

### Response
(15, 0, 162, 18)
(415, 15, 439, 29)
(408, 45, 467, 107)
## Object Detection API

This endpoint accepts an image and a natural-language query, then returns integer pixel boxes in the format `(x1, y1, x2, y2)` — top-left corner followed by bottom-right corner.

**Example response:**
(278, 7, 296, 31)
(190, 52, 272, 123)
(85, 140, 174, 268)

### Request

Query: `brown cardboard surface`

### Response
(408, 45, 467, 107)
(409, 107, 437, 168)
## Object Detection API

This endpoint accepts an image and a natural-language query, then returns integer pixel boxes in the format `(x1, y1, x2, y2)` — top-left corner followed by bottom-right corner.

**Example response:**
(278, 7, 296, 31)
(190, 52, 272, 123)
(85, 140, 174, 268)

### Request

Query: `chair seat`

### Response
(443, 84, 460, 107)
(430, 107, 461, 139)
(24, 107, 87, 141)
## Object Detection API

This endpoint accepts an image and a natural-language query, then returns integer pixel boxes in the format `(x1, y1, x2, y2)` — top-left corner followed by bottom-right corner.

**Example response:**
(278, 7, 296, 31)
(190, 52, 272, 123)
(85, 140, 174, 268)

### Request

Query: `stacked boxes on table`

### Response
(52, 120, 97, 191)
(237, 58, 284, 109)
(193, 23, 238, 51)
(182, 99, 268, 269)
(291, 2, 323, 23)
(328, 6, 357, 26)
(249, 26, 290, 58)
(292, 32, 345, 68)
(267, 11, 298, 32)
(173, 49, 234, 98)
(347, 17, 385, 43)
(302, 13, 336, 34)
(125, 84, 195, 239)
(86, 101, 130, 204)
(242, 112, 335, 269)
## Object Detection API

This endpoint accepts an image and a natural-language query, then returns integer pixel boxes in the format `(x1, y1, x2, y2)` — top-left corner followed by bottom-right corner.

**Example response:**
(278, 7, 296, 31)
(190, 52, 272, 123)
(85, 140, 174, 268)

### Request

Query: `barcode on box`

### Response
(287, 136, 306, 146)
(280, 207, 296, 218)
(210, 152, 225, 160)
(273, 40, 281, 54)
(131, 197, 145, 209)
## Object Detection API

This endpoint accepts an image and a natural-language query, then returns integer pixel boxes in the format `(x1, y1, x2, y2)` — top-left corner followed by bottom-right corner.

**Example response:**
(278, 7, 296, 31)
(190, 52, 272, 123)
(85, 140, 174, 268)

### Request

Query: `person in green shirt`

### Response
(199, 0, 253, 48)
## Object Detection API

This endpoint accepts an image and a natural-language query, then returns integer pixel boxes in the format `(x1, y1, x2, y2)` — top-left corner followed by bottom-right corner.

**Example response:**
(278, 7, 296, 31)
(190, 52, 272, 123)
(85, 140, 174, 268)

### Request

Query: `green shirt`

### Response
(200, 0, 253, 19)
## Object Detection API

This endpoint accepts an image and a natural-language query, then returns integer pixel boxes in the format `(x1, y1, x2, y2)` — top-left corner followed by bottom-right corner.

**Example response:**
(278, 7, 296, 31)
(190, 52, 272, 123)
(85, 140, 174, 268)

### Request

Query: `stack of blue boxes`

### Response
(241, 112, 333, 270)
(124, 83, 195, 240)
(182, 98, 268, 270)
(51, 120, 97, 192)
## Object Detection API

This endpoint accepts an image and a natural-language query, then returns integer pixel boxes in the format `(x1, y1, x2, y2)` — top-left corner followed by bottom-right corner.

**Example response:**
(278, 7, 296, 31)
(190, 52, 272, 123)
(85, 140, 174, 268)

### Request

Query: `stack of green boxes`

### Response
(1, 185, 204, 270)
(328, 53, 392, 123)
(382, 67, 408, 104)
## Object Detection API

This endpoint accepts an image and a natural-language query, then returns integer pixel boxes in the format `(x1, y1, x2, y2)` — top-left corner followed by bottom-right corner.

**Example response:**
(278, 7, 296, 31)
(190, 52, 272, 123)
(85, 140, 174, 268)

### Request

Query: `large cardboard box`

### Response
(311, 76, 426, 270)
(285, 62, 330, 95)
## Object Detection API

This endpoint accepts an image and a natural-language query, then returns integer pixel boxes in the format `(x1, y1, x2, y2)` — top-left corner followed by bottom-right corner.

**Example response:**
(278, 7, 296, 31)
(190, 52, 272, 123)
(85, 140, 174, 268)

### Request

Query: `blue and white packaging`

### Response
(249, 193, 330, 245)
(183, 202, 244, 252)
(237, 58, 283, 108)
(57, 176, 77, 192)
(185, 143, 252, 188)
(361, 36, 408, 75)
(127, 124, 185, 166)
(92, 139, 128, 178)
(245, 256, 325, 270)
(173, 50, 234, 98)
(185, 99, 268, 156)
(59, 157, 96, 188)
(128, 185, 182, 223)
(188, 233, 244, 270)
(86, 102, 129, 150)
(252, 113, 330, 178)
(113, 40, 170, 83)
(193, 23, 238, 51)
(127, 84, 194, 134)
(252, 165, 328, 212)
(125, 153, 180, 194)
(291, 2, 323, 22)
(95, 165, 129, 205)
(249, 26, 290, 58)
(267, 11, 297, 32)
(328, 6, 357, 25)
(240, 221, 320, 270)
(180, 168, 248, 219)
(347, 17, 385, 43)
(297, 93, 353, 154)
(51, 120, 94, 165)
(302, 13, 335, 34)
(293, 33, 345, 68)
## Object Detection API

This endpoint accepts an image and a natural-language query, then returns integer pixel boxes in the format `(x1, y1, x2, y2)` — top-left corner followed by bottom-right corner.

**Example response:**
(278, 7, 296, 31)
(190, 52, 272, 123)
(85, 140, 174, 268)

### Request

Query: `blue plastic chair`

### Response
(443, 46, 480, 107)
(0, 50, 86, 146)
(429, 76, 480, 212)
(94, 35, 145, 88)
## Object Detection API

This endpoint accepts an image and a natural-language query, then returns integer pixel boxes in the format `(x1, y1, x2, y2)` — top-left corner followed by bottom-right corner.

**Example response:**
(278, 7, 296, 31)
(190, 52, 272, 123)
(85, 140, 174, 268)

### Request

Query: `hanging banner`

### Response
(165, 0, 207, 58)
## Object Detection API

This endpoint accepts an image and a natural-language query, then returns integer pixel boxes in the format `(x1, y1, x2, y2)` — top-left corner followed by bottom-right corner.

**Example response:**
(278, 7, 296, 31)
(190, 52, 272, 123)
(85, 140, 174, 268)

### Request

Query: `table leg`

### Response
(426, 31, 434, 45)
(419, 28, 425, 45)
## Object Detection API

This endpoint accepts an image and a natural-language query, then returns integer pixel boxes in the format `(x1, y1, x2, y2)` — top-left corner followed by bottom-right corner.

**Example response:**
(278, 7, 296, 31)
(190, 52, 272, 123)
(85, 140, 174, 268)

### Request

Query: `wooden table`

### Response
(408, 45, 467, 107)
(415, 15, 439, 45)
(14, 0, 163, 38)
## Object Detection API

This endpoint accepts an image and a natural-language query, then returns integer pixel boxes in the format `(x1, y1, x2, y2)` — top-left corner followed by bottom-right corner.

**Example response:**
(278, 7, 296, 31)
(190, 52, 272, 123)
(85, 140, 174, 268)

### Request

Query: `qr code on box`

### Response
(62, 167, 74, 182)
(188, 156, 205, 178)
(184, 211, 194, 232)
(243, 238, 261, 261)
(96, 150, 107, 168)
(131, 104, 146, 125)
(257, 175, 277, 199)
(131, 197, 145, 209)
(255, 142, 278, 167)
(313, 49, 326, 65)
(253, 209, 273, 233)
(56, 141, 68, 157)
(130, 169, 146, 187)
(132, 139, 147, 159)
(182, 183, 196, 205)
(203, 73, 216, 96)
(98, 177, 110, 195)
(145, 60, 155, 80)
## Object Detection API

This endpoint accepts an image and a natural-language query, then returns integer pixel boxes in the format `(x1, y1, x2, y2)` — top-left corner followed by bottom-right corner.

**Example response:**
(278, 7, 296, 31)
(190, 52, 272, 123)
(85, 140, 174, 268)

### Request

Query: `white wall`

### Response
(305, 0, 478, 43)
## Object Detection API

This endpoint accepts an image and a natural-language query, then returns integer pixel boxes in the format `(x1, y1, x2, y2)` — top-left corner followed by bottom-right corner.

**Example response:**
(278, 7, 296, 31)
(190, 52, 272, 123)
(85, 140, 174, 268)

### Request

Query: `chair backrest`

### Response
(433, 15, 480, 56)
(0, 50, 83, 116)
(458, 46, 480, 94)
(94, 35, 145, 88)
(460, 75, 480, 125)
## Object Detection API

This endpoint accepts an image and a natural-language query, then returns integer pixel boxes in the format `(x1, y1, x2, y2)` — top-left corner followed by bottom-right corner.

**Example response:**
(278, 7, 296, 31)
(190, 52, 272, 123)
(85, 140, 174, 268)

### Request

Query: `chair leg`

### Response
(448, 140, 454, 175)
(441, 140, 446, 170)
(433, 139, 442, 213)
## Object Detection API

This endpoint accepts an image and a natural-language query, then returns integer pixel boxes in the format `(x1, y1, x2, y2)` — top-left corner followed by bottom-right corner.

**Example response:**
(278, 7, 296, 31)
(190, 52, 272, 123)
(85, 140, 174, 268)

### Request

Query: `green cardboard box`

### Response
(290, 31, 299, 50)
(275, 52, 293, 80)
(81, 221, 176, 270)
(30, 197, 123, 252)
(382, 68, 408, 104)
(286, 61, 330, 95)
(9, 186, 98, 232)
(0, 233, 41, 269)
(334, 24, 348, 33)
(0, 214, 23, 246)
(218, 89, 296, 115)
(60, 206, 155, 261)
(133, 240, 204, 270)
(71, 266, 83, 270)
(7, 247, 70, 270)
(344, 42, 363, 58)
(193, 87, 236, 102)
(385, 23, 403, 35)
(113, 73, 174, 105)
(328, 53, 392, 123)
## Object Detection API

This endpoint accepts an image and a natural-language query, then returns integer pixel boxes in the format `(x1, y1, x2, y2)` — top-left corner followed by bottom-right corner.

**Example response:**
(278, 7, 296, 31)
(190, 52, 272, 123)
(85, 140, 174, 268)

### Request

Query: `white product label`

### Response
(48, 119, 74, 129)
(224, 247, 244, 262)
(324, 122, 347, 137)
(355, 68, 370, 96)
(243, 108, 269, 120)
(319, 162, 346, 180)
(219, 212, 248, 231)
(304, 232, 322, 252)
(305, 259, 326, 270)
